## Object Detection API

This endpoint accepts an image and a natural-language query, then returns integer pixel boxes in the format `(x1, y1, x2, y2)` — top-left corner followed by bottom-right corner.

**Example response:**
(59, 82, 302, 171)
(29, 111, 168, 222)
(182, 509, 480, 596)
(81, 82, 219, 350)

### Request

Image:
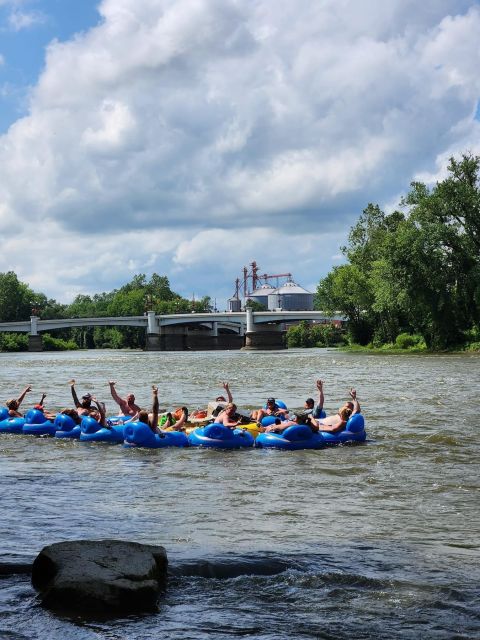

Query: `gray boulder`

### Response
(31, 539, 168, 616)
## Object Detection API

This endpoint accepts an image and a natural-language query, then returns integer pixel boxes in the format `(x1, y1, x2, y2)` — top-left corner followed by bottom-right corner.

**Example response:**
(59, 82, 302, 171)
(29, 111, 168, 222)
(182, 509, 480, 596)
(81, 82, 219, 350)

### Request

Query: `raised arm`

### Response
(108, 381, 124, 407)
(222, 382, 233, 403)
(38, 392, 47, 407)
(92, 397, 106, 426)
(349, 388, 360, 415)
(69, 379, 81, 408)
(16, 385, 32, 408)
(151, 385, 159, 430)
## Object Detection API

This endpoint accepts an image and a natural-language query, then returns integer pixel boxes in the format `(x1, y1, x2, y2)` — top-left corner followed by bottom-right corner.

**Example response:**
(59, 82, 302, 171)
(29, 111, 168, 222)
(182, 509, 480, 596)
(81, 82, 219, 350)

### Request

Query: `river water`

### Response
(0, 348, 479, 639)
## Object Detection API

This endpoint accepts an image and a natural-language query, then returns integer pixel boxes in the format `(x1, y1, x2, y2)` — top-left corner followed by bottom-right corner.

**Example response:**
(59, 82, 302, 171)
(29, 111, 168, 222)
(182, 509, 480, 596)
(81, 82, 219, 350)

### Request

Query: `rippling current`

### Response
(0, 348, 479, 639)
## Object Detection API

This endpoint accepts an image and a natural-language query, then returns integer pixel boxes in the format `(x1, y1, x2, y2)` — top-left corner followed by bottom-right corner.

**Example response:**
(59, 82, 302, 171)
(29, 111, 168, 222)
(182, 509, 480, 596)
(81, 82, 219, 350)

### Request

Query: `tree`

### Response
(316, 264, 374, 344)
(0, 271, 36, 322)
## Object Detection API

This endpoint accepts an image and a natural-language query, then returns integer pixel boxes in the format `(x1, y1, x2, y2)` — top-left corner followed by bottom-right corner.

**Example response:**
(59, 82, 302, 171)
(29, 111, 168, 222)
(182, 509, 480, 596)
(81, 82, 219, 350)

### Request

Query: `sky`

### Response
(0, 0, 479, 309)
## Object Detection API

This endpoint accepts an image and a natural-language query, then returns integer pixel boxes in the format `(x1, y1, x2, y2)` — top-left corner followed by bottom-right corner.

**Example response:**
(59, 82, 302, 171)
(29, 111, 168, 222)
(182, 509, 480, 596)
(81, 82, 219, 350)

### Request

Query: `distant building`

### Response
(228, 296, 242, 312)
(247, 284, 277, 309)
(268, 280, 313, 311)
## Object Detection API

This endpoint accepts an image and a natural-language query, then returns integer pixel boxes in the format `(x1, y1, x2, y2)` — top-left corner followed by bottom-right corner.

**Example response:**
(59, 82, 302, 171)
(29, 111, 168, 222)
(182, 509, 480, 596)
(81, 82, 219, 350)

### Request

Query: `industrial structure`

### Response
(228, 261, 314, 312)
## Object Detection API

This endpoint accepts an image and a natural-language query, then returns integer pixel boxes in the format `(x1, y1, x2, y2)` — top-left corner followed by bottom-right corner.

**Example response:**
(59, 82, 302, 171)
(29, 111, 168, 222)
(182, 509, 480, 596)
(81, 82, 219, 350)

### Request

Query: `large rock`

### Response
(31, 539, 168, 616)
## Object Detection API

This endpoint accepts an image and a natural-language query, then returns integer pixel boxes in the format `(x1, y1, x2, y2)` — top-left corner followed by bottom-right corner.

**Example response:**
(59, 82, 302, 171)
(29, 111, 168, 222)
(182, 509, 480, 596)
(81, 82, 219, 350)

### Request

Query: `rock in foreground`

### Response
(31, 539, 168, 616)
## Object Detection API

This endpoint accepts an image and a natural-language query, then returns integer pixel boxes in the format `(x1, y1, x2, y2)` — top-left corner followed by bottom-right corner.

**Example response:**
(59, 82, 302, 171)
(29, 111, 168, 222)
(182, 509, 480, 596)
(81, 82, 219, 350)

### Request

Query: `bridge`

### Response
(0, 309, 344, 351)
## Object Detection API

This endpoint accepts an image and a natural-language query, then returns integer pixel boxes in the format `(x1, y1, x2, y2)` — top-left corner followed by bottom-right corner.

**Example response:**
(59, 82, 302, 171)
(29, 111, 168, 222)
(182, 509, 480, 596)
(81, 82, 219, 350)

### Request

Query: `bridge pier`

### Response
(28, 316, 43, 351)
(28, 334, 43, 352)
(242, 308, 286, 350)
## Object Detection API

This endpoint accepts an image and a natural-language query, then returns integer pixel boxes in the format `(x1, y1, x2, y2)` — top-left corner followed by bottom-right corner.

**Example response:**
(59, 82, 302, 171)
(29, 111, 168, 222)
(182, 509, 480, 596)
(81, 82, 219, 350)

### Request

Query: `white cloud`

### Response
(0, 0, 479, 303)
(8, 9, 45, 31)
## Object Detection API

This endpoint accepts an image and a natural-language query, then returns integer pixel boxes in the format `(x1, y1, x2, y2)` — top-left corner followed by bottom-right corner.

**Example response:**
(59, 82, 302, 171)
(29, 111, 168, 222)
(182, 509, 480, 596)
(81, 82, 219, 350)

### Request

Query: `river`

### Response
(0, 348, 479, 639)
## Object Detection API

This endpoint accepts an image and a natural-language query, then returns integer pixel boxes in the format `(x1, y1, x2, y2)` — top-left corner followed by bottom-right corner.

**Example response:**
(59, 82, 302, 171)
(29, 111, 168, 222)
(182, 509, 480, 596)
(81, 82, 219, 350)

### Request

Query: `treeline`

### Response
(315, 153, 480, 351)
(0, 272, 211, 351)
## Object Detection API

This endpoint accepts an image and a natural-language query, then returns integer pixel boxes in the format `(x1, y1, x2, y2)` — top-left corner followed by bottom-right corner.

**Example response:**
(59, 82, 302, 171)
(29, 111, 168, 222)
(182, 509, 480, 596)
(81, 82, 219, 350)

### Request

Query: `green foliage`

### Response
(287, 321, 345, 348)
(245, 299, 267, 311)
(0, 271, 36, 322)
(0, 332, 28, 351)
(316, 153, 480, 351)
(42, 333, 78, 351)
(395, 333, 426, 349)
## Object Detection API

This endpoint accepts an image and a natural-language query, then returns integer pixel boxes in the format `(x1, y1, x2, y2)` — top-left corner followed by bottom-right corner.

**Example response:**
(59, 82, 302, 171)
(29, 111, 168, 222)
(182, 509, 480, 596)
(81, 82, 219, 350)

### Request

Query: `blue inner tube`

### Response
(0, 416, 25, 434)
(79, 416, 125, 443)
(123, 422, 189, 448)
(188, 423, 254, 449)
(0, 407, 9, 421)
(256, 424, 325, 450)
(54, 414, 81, 439)
(319, 413, 367, 444)
(22, 409, 57, 436)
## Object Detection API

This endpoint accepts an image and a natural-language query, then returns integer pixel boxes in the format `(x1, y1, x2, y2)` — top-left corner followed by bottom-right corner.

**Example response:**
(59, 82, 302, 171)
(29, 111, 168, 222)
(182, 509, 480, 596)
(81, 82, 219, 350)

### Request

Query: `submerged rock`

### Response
(31, 539, 168, 616)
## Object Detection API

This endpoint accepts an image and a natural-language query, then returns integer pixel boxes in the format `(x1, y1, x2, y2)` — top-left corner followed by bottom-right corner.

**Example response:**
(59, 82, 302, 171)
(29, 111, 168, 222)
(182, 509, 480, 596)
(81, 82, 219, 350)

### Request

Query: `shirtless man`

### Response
(69, 380, 93, 416)
(311, 387, 360, 433)
(108, 381, 141, 416)
(216, 403, 243, 429)
(5, 385, 32, 417)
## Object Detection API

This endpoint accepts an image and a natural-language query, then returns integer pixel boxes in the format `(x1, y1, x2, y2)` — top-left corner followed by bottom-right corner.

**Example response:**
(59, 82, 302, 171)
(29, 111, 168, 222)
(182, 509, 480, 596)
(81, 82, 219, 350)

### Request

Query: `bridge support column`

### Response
(144, 311, 164, 351)
(28, 334, 43, 351)
(145, 333, 164, 351)
(242, 309, 286, 350)
(28, 316, 43, 351)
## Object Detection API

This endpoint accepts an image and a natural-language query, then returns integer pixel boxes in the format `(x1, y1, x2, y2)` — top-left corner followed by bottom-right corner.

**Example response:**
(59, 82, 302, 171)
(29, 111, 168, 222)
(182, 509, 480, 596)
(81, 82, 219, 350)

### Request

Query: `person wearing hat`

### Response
(33, 392, 56, 421)
(253, 397, 289, 427)
(69, 379, 93, 416)
(5, 385, 32, 417)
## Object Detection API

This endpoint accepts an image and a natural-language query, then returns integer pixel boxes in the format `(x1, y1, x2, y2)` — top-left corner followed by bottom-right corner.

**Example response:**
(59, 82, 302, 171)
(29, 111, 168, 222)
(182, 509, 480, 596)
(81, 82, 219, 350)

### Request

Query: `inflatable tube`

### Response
(123, 422, 189, 448)
(0, 416, 25, 434)
(319, 413, 366, 445)
(107, 415, 132, 426)
(22, 409, 57, 436)
(79, 416, 124, 443)
(80, 424, 125, 443)
(263, 400, 287, 410)
(54, 414, 81, 439)
(188, 423, 254, 449)
(260, 415, 286, 427)
(0, 407, 8, 421)
(255, 424, 325, 450)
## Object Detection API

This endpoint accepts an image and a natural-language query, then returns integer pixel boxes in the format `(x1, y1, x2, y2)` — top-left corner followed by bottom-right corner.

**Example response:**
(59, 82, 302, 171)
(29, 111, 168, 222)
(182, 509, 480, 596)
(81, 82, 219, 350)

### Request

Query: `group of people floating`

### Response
(4, 379, 360, 435)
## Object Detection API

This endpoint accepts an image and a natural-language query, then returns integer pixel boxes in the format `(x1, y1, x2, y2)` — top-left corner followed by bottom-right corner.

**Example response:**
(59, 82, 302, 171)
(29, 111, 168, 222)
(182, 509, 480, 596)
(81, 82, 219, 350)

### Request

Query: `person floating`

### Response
(265, 383, 361, 434)
(5, 385, 32, 417)
(69, 379, 93, 416)
(108, 381, 141, 416)
(216, 403, 243, 429)
(310, 386, 360, 433)
(254, 397, 289, 427)
(33, 392, 56, 421)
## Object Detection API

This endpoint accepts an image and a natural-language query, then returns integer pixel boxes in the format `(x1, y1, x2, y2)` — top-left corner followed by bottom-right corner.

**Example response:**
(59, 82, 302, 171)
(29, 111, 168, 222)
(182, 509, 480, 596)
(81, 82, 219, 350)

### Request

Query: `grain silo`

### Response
(268, 280, 314, 311)
(248, 283, 277, 309)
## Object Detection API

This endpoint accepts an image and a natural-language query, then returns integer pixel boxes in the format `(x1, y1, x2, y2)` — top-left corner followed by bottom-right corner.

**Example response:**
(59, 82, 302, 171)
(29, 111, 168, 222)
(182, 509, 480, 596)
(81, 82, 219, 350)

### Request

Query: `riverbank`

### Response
(340, 343, 480, 355)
